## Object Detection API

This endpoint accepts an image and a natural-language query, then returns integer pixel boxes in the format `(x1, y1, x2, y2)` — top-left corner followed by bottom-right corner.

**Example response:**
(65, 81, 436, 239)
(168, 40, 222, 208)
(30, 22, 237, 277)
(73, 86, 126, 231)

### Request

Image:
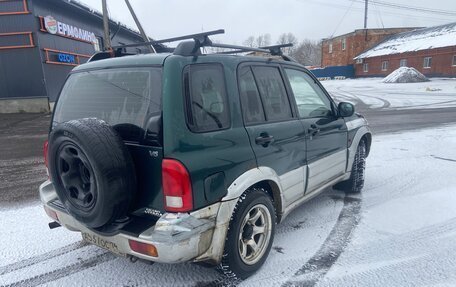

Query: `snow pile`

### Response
(382, 67, 429, 83)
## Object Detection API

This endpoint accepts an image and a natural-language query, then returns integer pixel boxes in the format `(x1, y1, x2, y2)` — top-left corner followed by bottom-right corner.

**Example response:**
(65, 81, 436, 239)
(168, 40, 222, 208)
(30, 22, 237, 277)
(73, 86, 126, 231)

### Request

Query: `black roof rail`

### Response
(88, 29, 225, 62)
(111, 29, 225, 49)
(194, 42, 296, 62)
(88, 29, 296, 63)
(173, 42, 294, 56)
(260, 43, 293, 55)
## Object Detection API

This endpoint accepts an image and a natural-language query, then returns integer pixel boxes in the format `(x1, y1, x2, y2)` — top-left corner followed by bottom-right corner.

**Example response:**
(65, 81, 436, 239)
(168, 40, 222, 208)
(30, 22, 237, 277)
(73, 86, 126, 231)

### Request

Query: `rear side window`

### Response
(251, 66, 292, 122)
(238, 66, 265, 124)
(185, 64, 230, 132)
(53, 67, 162, 141)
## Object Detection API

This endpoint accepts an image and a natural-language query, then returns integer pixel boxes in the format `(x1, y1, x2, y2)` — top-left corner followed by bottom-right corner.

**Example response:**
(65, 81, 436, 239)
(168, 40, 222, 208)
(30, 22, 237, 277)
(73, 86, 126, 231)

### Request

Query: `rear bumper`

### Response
(39, 180, 220, 264)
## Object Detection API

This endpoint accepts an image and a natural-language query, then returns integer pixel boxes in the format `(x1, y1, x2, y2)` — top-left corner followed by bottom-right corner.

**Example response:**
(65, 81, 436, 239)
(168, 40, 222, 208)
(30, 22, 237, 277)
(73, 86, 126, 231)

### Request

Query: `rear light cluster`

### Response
(128, 240, 158, 257)
(162, 159, 193, 212)
(43, 140, 49, 178)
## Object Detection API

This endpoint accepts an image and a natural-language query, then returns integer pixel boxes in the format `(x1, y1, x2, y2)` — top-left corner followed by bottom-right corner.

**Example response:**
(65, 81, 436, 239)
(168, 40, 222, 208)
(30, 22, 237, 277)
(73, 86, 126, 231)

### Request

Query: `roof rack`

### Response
(178, 41, 296, 62)
(110, 29, 225, 49)
(216, 43, 293, 56)
(89, 29, 225, 62)
(88, 29, 295, 62)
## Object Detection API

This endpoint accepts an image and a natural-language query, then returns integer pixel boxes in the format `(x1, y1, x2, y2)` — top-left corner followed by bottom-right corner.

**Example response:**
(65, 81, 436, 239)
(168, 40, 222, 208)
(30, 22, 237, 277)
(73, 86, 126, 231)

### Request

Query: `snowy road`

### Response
(2, 124, 456, 286)
(322, 78, 456, 134)
(2, 78, 456, 286)
(323, 78, 456, 111)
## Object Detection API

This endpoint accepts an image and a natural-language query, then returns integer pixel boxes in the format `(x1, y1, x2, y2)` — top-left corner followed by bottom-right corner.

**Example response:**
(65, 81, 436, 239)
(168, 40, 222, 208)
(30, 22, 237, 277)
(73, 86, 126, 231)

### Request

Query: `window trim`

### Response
(237, 62, 298, 126)
(342, 38, 346, 51)
(381, 60, 389, 71)
(281, 65, 338, 120)
(0, 0, 30, 16)
(400, 59, 407, 67)
(250, 65, 295, 123)
(183, 63, 231, 133)
(423, 57, 432, 69)
(237, 66, 267, 126)
(452, 55, 456, 67)
(363, 63, 369, 73)
(329, 42, 333, 53)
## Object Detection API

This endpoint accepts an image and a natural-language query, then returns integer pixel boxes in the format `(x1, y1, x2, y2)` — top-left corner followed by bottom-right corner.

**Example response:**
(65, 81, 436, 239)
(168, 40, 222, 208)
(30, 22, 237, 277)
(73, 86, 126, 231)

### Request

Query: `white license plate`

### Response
(82, 232, 125, 256)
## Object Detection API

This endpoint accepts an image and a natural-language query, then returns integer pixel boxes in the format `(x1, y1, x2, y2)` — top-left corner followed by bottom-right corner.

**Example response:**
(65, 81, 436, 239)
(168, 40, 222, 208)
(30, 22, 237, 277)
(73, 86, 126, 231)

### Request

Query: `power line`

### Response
(372, 1, 385, 29)
(350, 0, 456, 16)
(331, 0, 356, 37)
(294, 0, 453, 23)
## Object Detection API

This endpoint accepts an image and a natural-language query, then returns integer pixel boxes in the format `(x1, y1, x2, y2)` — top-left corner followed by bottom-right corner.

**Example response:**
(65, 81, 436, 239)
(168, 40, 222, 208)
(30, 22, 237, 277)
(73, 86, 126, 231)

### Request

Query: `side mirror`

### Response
(338, 102, 355, 118)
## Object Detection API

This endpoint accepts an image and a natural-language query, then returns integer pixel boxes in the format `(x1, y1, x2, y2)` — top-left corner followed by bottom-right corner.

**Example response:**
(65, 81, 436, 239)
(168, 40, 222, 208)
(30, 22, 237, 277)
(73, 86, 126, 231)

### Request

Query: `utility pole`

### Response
(101, 0, 112, 50)
(364, 0, 369, 40)
(124, 0, 155, 53)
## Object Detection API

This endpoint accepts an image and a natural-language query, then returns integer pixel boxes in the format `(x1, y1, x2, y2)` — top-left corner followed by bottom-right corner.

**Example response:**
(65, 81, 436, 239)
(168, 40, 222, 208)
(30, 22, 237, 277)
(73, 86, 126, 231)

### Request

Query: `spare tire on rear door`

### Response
(48, 118, 136, 229)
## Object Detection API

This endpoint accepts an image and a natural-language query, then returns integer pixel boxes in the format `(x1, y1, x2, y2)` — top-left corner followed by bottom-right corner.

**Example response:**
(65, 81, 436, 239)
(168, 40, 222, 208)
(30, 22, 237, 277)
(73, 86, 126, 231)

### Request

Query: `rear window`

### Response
(53, 67, 162, 141)
(184, 64, 230, 133)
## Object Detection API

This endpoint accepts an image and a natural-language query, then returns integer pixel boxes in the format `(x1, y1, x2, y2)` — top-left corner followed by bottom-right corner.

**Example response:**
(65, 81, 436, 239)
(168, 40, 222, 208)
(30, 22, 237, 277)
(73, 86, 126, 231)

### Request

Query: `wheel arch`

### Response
(361, 132, 372, 156)
(250, 180, 283, 223)
(223, 167, 284, 222)
(347, 126, 372, 172)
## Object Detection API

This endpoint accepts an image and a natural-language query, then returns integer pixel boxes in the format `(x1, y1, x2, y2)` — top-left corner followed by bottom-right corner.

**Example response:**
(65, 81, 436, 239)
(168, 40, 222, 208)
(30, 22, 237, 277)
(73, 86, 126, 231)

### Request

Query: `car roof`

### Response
(72, 52, 303, 72)
(73, 53, 171, 71)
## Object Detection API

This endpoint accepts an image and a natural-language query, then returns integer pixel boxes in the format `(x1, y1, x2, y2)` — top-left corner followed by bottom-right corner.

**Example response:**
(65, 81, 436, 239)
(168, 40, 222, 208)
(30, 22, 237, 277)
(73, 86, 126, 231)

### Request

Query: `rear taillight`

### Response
(162, 159, 193, 212)
(43, 140, 49, 178)
(128, 240, 158, 257)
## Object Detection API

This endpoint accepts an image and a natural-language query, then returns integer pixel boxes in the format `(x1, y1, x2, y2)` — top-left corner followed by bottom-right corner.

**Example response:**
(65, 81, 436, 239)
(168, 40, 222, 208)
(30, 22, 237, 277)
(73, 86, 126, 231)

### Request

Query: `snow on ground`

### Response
(2, 125, 456, 286)
(317, 124, 456, 287)
(323, 78, 456, 110)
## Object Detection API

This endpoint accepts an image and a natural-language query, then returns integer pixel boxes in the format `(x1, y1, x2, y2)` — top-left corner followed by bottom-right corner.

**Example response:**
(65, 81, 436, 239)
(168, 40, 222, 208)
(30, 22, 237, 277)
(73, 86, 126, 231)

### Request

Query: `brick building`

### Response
(354, 22, 456, 78)
(321, 28, 418, 67)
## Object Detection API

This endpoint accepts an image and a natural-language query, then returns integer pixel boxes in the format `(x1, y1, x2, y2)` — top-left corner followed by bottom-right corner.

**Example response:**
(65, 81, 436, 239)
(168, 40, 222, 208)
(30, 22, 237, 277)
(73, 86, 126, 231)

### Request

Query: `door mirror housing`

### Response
(338, 102, 355, 118)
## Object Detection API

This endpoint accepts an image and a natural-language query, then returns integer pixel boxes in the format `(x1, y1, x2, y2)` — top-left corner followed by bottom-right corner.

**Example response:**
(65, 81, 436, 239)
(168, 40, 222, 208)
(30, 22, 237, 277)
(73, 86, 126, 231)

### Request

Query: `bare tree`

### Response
(255, 34, 271, 47)
(277, 32, 298, 55)
(243, 36, 255, 47)
(291, 39, 321, 66)
(241, 34, 321, 66)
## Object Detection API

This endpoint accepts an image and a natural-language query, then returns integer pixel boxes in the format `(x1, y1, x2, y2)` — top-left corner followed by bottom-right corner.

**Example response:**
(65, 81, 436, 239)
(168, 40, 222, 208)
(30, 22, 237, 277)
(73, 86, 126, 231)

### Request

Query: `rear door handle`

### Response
(255, 133, 274, 147)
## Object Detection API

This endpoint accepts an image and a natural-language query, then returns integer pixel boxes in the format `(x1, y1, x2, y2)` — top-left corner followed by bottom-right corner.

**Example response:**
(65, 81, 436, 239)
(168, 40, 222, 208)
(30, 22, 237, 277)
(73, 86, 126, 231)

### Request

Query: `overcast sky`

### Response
(78, 0, 456, 44)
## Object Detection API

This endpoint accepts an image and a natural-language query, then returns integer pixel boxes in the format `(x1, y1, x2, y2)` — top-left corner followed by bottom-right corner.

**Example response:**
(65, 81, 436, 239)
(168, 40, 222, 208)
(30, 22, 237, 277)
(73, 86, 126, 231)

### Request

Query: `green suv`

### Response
(40, 32, 371, 279)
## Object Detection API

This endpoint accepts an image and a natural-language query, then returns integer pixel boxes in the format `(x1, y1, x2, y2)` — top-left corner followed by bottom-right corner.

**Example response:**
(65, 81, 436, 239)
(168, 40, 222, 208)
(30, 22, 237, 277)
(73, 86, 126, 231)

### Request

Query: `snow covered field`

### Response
(1, 124, 456, 286)
(323, 78, 456, 110)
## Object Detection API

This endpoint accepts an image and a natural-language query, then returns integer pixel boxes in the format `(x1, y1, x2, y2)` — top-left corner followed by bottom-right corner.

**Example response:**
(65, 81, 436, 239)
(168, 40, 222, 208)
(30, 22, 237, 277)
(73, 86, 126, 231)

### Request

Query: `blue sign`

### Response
(58, 53, 76, 64)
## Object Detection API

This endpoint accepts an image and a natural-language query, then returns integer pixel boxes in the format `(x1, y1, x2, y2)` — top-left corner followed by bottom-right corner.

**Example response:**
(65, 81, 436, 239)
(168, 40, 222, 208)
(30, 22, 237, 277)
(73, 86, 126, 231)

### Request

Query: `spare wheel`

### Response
(48, 118, 136, 229)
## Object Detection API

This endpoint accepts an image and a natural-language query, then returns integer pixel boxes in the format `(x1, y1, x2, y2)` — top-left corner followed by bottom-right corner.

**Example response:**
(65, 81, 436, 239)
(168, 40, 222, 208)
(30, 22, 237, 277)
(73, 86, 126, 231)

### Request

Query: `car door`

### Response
(283, 67, 347, 194)
(238, 64, 307, 206)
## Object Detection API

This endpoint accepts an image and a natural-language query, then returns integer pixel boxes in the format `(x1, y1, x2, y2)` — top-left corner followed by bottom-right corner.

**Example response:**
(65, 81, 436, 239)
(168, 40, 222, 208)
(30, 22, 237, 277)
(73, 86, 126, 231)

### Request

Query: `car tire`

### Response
(219, 188, 276, 280)
(334, 141, 367, 193)
(48, 118, 136, 229)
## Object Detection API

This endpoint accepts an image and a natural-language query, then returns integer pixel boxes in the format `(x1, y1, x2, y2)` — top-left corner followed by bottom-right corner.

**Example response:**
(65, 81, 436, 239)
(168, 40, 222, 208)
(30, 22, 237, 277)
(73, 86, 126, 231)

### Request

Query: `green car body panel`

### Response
(48, 51, 371, 230)
(162, 55, 257, 210)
